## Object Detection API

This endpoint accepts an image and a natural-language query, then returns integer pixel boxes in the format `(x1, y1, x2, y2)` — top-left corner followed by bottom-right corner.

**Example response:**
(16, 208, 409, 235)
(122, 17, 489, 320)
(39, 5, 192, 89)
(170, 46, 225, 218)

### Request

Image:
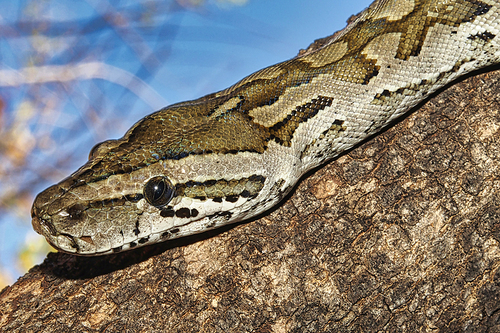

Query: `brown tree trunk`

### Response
(2, 66, 500, 332)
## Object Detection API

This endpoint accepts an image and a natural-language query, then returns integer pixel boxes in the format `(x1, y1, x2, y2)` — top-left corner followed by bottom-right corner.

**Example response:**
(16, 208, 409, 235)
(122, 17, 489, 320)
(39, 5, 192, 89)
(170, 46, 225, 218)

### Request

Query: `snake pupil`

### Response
(153, 181, 165, 201)
(144, 176, 174, 208)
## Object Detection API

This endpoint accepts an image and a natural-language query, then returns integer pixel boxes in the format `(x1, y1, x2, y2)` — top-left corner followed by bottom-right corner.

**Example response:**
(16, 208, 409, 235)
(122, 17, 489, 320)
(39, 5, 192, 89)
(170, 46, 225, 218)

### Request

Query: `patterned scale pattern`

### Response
(31, 0, 500, 255)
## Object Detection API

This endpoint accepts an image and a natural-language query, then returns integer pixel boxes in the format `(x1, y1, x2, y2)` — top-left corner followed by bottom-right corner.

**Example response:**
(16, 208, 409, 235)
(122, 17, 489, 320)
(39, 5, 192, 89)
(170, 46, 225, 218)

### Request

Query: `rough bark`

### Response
(2, 67, 500, 332)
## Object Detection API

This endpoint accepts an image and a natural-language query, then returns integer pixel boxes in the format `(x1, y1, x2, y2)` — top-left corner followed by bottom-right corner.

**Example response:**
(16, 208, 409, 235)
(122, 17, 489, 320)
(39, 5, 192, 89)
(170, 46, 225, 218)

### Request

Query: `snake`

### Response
(31, 0, 500, 255)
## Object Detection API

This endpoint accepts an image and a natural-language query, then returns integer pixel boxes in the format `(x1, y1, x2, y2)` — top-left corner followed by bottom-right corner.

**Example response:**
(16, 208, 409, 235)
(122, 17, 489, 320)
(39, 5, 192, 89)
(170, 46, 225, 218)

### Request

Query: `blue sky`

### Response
(0, 0, 372, 286)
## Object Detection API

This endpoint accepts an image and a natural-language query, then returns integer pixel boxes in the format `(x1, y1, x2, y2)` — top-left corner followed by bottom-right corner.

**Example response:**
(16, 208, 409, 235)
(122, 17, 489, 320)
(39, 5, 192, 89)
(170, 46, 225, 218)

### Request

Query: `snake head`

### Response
(30, 102, 285, 255)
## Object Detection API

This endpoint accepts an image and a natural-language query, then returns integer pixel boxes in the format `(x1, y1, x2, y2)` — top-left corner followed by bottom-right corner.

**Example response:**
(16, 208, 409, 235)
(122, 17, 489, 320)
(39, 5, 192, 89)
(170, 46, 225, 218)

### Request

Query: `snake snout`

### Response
(31, 216, 43, 235)
(32, 215, 58, 237)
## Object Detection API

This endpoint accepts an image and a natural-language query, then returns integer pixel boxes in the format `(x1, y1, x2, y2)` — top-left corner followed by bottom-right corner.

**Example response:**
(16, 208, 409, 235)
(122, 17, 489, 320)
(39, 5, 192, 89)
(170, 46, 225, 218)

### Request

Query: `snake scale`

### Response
(31, 0, 500, 255)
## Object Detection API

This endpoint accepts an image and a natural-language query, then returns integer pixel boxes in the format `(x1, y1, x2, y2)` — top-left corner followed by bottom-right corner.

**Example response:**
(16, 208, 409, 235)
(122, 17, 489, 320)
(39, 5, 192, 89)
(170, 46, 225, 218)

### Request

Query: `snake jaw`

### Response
(31, 213, 80, 254)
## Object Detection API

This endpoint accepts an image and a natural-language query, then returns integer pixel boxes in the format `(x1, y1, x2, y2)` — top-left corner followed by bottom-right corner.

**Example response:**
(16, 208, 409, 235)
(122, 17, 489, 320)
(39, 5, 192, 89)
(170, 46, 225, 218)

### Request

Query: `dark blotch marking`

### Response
(113, 246, 123, 253)
(204, 180, 217, 186)
(138, 236, 149, 244)
(133, 220, 140, 236)
(241, 190, 251, 198)
(379, 89, 391, 97)
(125, 193, 143, 202)
(226, 195, 239, 203)
(363, 67, 379, 85)
(468, 31, 496, 41)
(175, 208, 191, 218)
(473, 1, 491, 15)
(191, 209, 199, 217)
(161, 228, 180, 239)
(160, 208, 175, 218)
(249, 175, 265, 183)
(130, 242, 137, 248)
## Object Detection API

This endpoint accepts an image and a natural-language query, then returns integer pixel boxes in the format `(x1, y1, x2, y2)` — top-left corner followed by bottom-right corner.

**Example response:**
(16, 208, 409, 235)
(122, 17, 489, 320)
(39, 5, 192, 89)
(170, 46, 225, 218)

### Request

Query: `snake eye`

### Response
(144, 176, 175, 208)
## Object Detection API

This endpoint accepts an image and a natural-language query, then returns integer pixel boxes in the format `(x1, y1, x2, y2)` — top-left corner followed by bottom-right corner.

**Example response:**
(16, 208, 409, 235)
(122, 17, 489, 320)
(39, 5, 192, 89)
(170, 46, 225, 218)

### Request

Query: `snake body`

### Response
(32, 0, 500, 255)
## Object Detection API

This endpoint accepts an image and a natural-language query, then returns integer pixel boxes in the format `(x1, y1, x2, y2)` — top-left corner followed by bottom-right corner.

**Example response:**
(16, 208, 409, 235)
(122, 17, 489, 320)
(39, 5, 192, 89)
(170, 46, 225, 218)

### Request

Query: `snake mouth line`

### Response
(50, 216, 208, 255)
